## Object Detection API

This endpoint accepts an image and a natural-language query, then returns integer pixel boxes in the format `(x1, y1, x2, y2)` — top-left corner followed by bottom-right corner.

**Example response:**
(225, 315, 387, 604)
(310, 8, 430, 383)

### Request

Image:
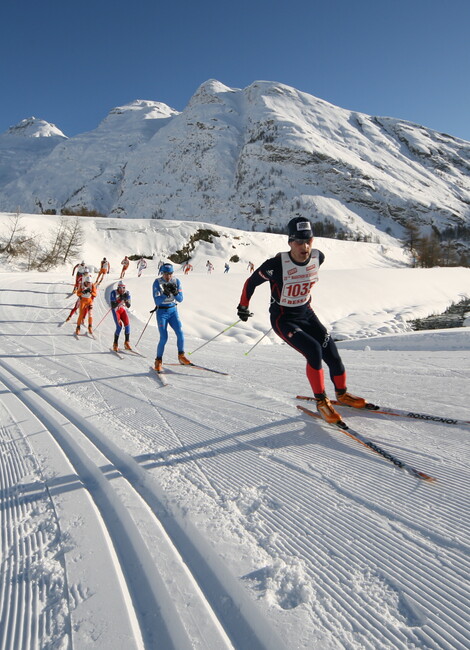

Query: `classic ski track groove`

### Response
(0, 358, 279, 650)
(4, 352, 470, 648)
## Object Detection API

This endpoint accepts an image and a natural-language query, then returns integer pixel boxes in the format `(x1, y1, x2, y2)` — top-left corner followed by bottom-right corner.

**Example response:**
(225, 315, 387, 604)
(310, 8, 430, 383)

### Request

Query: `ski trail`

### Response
(0, 358, 284, 650)
(136, 371, 470, 649)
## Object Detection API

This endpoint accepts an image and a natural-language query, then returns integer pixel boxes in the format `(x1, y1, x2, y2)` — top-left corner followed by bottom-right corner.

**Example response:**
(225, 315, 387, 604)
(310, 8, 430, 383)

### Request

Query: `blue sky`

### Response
(1, 0, 470, 141)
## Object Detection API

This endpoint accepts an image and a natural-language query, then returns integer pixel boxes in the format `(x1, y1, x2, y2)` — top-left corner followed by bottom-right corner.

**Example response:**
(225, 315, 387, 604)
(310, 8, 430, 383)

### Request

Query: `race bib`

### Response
(279, 251, 319, 307)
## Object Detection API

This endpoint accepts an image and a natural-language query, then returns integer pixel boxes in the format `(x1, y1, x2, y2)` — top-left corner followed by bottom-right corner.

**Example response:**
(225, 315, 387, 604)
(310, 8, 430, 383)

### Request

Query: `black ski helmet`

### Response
(287, 217, 313, 241)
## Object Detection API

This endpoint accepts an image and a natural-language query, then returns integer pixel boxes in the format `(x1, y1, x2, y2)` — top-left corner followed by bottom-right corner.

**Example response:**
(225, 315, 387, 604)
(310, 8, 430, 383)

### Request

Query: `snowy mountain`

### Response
(0, 117, 67, 188)
(1, 80, 470, 248)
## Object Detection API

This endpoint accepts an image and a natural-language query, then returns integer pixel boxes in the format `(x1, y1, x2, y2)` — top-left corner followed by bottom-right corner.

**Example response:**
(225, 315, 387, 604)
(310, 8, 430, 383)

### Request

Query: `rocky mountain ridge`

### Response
(1, 80, 469, 252)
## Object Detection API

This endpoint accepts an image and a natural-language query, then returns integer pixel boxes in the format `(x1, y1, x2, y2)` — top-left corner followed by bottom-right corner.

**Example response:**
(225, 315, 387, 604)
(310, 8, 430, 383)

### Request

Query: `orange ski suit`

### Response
(77, 283, 97, 328)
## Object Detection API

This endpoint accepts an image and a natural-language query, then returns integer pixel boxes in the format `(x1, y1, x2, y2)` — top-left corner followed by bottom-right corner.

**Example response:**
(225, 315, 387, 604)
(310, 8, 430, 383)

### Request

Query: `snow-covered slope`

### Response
(1, 211, 469, 341)
(0, 213, 469, 648)
(1, 80, 469, 248)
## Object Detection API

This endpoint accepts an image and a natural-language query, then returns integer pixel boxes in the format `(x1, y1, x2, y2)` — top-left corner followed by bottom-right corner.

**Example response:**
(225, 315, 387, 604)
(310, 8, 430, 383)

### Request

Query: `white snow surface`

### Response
(1, 213, 469, 649)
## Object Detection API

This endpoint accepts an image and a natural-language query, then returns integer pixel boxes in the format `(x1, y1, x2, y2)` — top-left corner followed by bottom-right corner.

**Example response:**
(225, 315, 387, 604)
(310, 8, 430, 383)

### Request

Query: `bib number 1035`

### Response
(283, 281, 315, 298)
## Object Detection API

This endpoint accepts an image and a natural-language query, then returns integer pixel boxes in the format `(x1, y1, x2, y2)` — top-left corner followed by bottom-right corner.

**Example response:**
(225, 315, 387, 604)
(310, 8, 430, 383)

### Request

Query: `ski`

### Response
(166, 363, 229, 376)
(296, 396, 470, 428)
(74, 331, 96, 341)
(110, 348, 124, 359)
(150, 366, 169, 386)
(297, 404, 436, 482)
(122, 348, 145, 357)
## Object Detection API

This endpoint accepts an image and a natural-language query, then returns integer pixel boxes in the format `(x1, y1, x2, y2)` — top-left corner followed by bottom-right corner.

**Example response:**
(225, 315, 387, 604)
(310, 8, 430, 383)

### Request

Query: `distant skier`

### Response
(152, 263, 190, 372)
(75, 275, 97, 335)
(110, 281, 132, 351)
(72, 260, 88, 293)
(247, 261, 255, 273)
(120, 256, 130, 279)
(183, 262, 193, 275)
(206, 260, 214, 274)
(224, 262, 230, 273)
(137, 257, 147, 277)
(96, 257, 110, 284)
(237, 216, 365, 424)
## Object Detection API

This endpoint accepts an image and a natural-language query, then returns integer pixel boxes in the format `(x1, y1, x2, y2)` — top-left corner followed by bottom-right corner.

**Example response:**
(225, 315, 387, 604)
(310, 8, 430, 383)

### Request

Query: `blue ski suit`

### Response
(110, 288, 131, 338)
(152, 275, 185, 358)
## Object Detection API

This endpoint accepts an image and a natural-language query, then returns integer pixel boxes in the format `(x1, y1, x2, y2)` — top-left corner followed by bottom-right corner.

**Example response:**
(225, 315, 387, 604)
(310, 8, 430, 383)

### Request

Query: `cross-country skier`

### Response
(137, 257, 147, 277)
(152, 263, 190, 372)
(237, 216, 365, 424)
(75, 275, 97, 335)
(72, 260, 88, 293)
(110, 281, 132, 351)
(120, 256, 130, 279)
(183, 262, 193, 274)
(96, 257, 110, 284)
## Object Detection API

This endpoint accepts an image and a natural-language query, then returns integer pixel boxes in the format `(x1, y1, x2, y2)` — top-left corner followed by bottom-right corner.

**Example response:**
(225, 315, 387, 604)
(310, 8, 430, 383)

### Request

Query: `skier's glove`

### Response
(237, 304, 253, 322)
(163, 282, 177, 296)
(125, 301, 131, 308)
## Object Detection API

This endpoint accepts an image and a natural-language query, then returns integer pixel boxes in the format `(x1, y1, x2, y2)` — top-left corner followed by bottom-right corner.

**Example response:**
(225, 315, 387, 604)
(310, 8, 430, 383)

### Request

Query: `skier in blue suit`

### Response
(152, 263, 191, 372)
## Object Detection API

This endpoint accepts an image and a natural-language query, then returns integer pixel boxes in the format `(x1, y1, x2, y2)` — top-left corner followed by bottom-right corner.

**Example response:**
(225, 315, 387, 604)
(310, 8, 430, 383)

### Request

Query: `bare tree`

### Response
(61, 217, 84, 263)
(1, 212, 35, 258)
(35, 217, 84, 270)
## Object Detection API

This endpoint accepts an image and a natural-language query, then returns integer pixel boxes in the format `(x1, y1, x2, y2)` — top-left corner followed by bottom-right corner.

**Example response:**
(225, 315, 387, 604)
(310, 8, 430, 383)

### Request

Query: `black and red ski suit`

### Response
(238, 249, 347, 396)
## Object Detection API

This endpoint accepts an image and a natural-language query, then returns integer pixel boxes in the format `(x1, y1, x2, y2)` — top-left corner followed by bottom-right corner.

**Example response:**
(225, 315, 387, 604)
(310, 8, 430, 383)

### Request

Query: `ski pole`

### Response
(189, 320, 241, 355)
(136, 307, 156, 347)
(244, 328, 273, 355)
(42, 302, 76, 322)
(93, 307, 112, 332)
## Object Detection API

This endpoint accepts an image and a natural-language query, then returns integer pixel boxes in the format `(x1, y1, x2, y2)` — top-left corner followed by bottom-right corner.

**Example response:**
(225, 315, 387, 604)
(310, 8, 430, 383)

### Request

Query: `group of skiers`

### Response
(67, 255, 191, 368)
(69, 256, 147, 344)
(67, 218, 366, 424)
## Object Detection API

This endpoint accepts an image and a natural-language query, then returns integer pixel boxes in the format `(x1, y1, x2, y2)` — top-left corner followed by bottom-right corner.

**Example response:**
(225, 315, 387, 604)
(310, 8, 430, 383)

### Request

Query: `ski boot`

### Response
(154, 357, 163, 373)
(178, 352, 191, 365)
(335, 390, 366, 409)
(315, 394, 342, 424)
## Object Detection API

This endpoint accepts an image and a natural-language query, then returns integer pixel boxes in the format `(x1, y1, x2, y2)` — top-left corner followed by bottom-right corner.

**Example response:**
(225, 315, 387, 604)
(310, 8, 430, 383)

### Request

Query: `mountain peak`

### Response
(6, 117, 67, 139)
(188, 79, 237, 106)
(107, 100, 178, 120)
